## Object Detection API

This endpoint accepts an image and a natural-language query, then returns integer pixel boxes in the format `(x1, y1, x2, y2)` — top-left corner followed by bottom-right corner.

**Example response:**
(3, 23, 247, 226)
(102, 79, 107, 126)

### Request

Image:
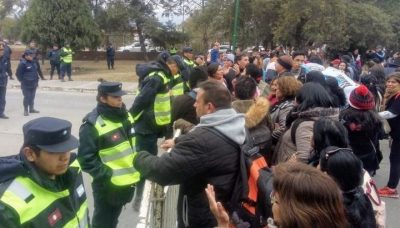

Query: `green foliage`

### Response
(20, 0, 101, 50)
(0, 17, 21, 41)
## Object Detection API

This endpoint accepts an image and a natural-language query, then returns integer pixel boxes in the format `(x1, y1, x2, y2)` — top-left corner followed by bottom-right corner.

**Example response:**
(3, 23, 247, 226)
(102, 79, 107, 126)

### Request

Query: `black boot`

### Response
(24, 107, 29, 116)
(29, 106, 40, 113)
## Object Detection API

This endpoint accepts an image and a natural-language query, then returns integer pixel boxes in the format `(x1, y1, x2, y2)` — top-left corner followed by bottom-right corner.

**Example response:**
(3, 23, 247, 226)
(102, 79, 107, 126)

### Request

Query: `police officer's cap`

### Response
(98, 82, 126, 96)
(23, 117, 79, 153)
(23, 49, 34, 56)
(182, 47, 193, 53)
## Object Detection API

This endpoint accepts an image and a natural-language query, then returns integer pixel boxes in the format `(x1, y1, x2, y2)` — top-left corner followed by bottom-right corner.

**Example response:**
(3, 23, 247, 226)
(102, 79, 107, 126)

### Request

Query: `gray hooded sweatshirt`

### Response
(194, 108, 246, 145)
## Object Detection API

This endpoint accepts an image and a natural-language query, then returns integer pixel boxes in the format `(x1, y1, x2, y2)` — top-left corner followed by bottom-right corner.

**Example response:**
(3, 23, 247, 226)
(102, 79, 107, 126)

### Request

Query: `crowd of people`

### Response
(0, 40, 399, 228)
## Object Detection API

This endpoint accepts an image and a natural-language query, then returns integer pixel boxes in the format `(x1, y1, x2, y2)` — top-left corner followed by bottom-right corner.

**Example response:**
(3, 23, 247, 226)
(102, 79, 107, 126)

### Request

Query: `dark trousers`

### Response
(35, 61, 44, 79)
(135, 133, 159, 201)
(107, 57, 115, 69)
(61, 63, 72, 79)
(388, 139, 400, 189)
(50, 62, 61, 79)
(92, 191, 124, 228)
(6, 61, 12, 78)
(0, 86, 6, 114)
(22, 86, 37, 109)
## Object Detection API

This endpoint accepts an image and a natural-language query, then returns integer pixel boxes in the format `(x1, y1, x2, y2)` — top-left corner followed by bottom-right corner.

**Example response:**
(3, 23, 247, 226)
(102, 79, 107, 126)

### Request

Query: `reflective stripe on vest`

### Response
(183, 58, 195, 68)
(171, 73, 184, 97)
(149, 71, 172, 125)
(94, 114, 140, 186)
(0, 169, 88, 226)
(62, 48, 73, 63)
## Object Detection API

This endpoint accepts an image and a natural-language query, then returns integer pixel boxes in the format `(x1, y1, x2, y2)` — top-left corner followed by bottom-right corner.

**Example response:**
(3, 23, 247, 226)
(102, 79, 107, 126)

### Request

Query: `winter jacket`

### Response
(270, 99, 295, 143)
(77, 103, 136, 205)
(16, 59, 39, 88)
(232, 97, 273, 161)
(0, 153, 88, 228)
(274, 107, 339, 164)
(129, 65, 173, 135)
(106, 47, 115, 57)
(210, 48, 219, 63)
(47, 49, 61, 64)
(172, 90, 198, 125)
(134, 108, 245, 228)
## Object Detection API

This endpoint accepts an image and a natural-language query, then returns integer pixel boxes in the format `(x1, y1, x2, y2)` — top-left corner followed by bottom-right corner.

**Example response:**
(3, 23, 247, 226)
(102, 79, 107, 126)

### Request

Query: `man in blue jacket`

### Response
(16, 50, 40, 116)
(0, 41, 9, 119)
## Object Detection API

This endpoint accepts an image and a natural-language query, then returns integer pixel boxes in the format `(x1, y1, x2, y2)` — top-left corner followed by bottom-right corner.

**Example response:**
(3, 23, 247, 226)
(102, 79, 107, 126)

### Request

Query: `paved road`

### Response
(0, 89, 399, 227)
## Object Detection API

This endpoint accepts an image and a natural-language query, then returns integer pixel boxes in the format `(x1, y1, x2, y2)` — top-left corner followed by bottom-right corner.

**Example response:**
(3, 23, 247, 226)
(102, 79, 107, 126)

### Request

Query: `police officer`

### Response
(181, 47, 196, 91)
(27, 41, 45, 80)
(16, 50, 40, 116)
(60, 43, 74, 82)
(47, 44, 61, 80)
(0, 41, 9, 119)
(0, 117, 89, 227)
(129, 52, 178, 210)
(106, 43, 115, 70)
(78, 82, 140, 228)
(3, 40, 13, 80)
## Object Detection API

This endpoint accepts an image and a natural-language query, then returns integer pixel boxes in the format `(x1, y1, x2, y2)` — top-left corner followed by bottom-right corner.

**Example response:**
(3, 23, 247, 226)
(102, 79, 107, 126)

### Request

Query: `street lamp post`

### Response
(232, 0, 240, 51)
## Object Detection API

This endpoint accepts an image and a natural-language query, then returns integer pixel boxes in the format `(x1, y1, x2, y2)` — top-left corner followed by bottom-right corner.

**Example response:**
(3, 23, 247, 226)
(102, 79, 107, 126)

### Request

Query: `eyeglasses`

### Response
(325, 147, 353, 160)
(270, 191, 279, 205)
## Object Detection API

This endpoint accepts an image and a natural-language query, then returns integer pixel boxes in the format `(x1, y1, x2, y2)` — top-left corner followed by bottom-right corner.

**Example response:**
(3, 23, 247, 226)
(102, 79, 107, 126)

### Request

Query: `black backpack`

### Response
(206, 127, 273, 228)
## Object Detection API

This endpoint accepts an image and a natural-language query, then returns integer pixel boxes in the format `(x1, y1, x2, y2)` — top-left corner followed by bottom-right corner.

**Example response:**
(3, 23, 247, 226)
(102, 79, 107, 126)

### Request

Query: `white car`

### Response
(117, 42, 157, 52)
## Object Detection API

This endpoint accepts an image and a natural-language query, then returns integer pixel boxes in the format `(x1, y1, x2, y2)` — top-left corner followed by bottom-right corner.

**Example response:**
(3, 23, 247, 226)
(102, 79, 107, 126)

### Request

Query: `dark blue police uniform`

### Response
(3, 44, 13, 80)
(48, 48, 61, 79)
(106, 46, 115, 70)
(16, 50, 40, 116)
(0, 55, 8, 118)
(27, 47, 45, 80)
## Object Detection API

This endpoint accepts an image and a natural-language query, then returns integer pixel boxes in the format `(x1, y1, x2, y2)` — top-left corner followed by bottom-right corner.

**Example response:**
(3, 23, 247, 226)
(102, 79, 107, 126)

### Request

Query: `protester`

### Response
(233, 53, 249, 77)
(134, 80, 245, 227)
(309, 118, 349, 166)
(274, 82, 338, 163)
(340, 85, 383, 175)
(319, 147, 377, 228)
(326, 76, 347, 108)
(361, 74, 384, 111)
(172, 66, 208, 130)
(210, 42, 220, 63)
(267, 78, 278, 106)
(206, 162, 349, 228)
(275, 55, 293, 77)
(232, 76, 272, 160)
(223, 53, 236, 92)
(207, 62, 227, 86)
(291, 51, 306, 79)
(378, 73, 400, 198)
(270, 76, 302, 145)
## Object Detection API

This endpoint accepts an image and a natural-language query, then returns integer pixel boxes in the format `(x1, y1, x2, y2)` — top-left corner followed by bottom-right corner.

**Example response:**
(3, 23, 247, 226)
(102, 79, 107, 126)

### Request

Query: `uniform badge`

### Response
(48, 208, 62, 226)
(111, 133, 121, 141)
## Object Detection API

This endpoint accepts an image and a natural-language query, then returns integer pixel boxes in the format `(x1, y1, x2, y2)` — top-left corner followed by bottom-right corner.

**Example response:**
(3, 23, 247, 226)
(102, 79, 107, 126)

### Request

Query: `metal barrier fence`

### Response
(136, 182, 180, 228)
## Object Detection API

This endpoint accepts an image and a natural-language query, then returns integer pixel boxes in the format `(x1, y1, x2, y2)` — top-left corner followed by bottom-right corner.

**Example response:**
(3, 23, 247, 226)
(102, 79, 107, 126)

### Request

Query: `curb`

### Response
(9, 84, 137, 95)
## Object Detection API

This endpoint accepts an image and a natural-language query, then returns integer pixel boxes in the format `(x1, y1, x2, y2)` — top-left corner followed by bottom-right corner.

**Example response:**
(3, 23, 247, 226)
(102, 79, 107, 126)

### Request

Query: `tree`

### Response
(20, 0, 101, 50)
(0, 17, 22, 41)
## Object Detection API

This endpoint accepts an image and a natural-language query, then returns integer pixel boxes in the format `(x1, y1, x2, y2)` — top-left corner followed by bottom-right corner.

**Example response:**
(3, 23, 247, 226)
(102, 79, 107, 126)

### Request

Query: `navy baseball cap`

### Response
(23, 117, 79, 153)
(183, 47, 193, 53)
(23, 49, 34, 56)
(98, 82, 126, 96)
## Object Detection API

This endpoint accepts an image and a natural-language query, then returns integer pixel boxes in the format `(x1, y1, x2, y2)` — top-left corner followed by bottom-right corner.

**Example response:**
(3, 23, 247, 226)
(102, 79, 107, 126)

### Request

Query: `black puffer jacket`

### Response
(134, 109, 245, 228)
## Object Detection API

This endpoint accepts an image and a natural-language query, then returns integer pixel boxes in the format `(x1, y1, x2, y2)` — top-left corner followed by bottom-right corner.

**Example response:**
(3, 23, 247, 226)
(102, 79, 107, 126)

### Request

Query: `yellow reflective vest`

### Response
(94, 113, 140, 186)
(61, 47, 73, 64)
(171, 73, 184, 97)
(0, 160, 89, 227)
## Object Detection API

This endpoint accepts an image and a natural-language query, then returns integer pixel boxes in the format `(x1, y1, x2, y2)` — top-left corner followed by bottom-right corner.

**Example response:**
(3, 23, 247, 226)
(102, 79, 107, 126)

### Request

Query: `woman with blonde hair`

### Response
(378, 73, 400, 198)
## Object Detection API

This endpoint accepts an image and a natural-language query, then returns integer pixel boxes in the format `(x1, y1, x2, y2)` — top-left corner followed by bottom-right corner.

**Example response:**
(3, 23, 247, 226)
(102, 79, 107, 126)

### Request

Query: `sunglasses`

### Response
(324, 147, 353, 160)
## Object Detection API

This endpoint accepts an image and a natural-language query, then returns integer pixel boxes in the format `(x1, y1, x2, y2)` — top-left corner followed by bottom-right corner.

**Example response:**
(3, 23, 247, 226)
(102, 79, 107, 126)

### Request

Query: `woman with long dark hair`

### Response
(378, 73, 400, 198)
(319, 147, 377, 228)
(340, 85, 383, 175)
(274, 82, 338, 163)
